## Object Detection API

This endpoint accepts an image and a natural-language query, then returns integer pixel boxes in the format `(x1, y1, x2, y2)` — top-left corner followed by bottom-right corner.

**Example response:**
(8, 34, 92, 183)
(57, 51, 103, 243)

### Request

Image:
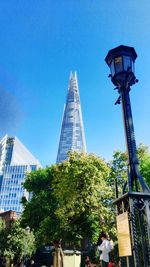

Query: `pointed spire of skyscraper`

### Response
(69, 70, 73, 80)
(56, 71, 86, 163)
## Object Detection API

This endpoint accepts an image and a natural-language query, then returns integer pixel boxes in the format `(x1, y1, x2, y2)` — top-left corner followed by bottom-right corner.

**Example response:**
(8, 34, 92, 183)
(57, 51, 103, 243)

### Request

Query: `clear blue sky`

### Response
(0, 0, 150, 166)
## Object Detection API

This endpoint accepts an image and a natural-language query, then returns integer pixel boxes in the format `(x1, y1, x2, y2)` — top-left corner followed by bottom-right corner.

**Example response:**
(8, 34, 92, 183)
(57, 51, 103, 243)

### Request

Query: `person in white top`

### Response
(98, 233, 111, 267)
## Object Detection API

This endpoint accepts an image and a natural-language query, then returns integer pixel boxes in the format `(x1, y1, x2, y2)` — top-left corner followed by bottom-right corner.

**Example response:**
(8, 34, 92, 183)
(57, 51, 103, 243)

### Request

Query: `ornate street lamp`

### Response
(105, 45, 150, 267)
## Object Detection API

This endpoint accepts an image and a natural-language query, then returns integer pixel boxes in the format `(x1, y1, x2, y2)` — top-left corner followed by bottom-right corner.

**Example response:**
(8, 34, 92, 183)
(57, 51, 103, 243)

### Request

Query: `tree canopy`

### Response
(138, 143, 150, 187)
(21, 144, 150, 249)
(21, 152, 114, 247)
(0, 218, 35, 264)
(109, 143, 150, 197)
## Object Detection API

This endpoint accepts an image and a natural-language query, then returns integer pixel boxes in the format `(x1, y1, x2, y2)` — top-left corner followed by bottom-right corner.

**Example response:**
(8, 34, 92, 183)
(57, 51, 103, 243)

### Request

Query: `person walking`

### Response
(98, 233, 111, 267)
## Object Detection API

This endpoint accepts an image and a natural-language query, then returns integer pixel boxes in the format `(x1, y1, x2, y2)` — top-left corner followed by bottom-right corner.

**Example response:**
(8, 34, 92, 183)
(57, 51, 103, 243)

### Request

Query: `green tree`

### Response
(22, 152, 114, 248)
(21, 166, 59, 245)
(0, 218, 6, 254)
(108, 150, 128, 198)
(0, 219, 35, 264)
(138, 143, 150, 187)
(109, 143, 150, 196)
(51, 152, 113, 245)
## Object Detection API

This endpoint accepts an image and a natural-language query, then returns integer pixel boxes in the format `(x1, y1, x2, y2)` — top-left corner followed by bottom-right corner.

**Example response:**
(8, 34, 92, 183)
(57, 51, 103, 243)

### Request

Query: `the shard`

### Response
(56, 72, 86, 163)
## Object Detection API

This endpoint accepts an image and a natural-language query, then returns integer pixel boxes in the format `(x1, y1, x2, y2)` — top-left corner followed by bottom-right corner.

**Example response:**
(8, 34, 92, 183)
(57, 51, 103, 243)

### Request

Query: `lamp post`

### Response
(105, 45, 150, 267)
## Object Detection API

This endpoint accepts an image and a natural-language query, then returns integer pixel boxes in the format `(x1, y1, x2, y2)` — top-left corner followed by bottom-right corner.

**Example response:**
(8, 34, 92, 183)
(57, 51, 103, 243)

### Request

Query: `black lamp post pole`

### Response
(105, 45, 150, 267)
(120, 85, 149, 192)
(120, 85, 150, 267)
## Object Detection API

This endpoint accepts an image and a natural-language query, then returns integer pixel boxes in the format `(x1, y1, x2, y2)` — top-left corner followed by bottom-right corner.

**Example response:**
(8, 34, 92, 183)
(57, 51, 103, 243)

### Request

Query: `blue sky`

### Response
(0, 0, 150, 166)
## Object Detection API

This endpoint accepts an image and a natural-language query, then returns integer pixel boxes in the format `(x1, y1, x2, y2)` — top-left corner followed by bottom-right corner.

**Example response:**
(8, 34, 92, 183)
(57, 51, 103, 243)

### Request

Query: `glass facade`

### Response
(56, 72, 86, 163)
(0, 135, 14, 174)
(0, 135, 41, 214)
(0, 165, 30, 213)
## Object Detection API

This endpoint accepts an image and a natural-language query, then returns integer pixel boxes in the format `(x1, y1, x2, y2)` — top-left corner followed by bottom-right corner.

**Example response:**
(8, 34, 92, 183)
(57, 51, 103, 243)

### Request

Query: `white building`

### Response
(0, 135, 41, 213)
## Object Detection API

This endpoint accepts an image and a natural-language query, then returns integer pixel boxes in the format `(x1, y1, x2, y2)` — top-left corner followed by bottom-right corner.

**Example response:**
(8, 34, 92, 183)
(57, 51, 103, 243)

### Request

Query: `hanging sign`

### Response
(116, 211, 132, 257)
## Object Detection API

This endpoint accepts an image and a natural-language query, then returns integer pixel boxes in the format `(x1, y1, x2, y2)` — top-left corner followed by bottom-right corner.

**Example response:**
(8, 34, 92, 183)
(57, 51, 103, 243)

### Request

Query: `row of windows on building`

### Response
(3, 206, 21, 212)
(4, 173, 25, 179)
(2, 179, 23, 186)
(4, 166, 28, 172)
(0, 192, 23, 198)
(61, 128, 82, 137)
(62, 122, 81, 127)
(0, 198, 20, 205)
(0, 187, 24, 192)
(60, 145, 82, 151)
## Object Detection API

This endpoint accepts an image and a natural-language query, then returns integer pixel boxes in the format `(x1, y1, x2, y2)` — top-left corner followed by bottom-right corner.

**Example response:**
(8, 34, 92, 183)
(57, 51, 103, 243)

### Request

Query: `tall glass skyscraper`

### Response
(0, 135, 41, 213)
(56, 72, 86, 163)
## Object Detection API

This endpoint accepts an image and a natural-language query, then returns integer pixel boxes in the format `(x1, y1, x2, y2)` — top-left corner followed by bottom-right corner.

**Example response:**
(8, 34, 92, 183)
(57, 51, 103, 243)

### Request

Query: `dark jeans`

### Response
(101, 260, 108, 267)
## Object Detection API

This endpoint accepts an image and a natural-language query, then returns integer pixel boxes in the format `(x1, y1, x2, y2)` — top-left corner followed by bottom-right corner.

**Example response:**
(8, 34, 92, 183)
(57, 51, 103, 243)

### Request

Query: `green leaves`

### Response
(51, 153, 112, 244)
(0, 219, 35, 263)
(22, 152, 113, 247)
(109, 144, 150, 197)
(21, 145, 150, 249)
(0, 218, 6, 253)
(138, 143, 150, 187)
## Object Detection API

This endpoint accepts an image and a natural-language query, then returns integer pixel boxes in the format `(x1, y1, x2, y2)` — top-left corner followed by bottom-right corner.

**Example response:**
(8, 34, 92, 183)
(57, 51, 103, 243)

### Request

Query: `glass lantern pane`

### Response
(110, 60, 115, 76)
(123, 56, 132, 71)
(132, 60, 135, 73)
(114, 57, 123, 73)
